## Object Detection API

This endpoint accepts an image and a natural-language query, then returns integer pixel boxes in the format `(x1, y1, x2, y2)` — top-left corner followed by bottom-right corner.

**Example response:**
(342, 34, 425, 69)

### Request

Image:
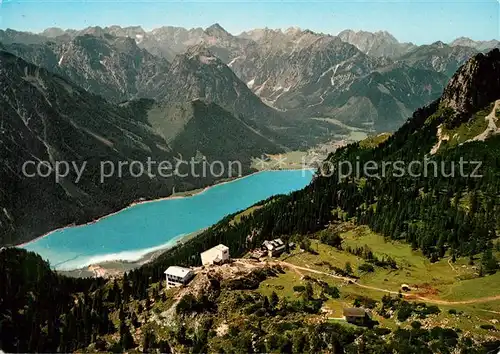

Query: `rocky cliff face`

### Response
(41, 24, 252, 63)
(440, 48, 500, 117)
(149, 99, 283, 164)
(163, 45, 320, 148)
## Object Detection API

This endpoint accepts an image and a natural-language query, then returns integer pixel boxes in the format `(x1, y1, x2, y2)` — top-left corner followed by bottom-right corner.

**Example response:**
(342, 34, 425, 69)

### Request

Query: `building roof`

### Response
(343, 307, 367, 317)
(263, 238, 286, 251)
(164, 266, 193, 278)
(201, 244, 229, 255)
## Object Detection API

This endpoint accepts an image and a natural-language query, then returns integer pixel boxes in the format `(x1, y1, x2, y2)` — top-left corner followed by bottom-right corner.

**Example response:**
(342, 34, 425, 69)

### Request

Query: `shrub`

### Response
(374, 327, 391, 336)
(358, 263, 375, 273)
(293, 285, 305, 293)
(318, 230, 343, 249)
(480, 324, 496, 331)
(423, 305, 441, 316)
(176, 294, 197, 314)
(353, 296, 378, 309)
(411, 321, 422, 329)
(322, 284, 340, 298)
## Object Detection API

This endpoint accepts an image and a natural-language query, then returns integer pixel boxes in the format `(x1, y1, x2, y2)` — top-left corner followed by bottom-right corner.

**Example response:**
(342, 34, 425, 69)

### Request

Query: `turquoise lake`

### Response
(21, 169, 314, 270)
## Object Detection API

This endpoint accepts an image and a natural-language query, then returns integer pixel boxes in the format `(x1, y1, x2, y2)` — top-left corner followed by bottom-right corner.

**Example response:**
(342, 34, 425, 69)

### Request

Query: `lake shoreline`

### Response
(19, 168, 315, 274)
(16, 171, 249, 249)
(57, 228, 205, 278)
(18, 168, 314, 249)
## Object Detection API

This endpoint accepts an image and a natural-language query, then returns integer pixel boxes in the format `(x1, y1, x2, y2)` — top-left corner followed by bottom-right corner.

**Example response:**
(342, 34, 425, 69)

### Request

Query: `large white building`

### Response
(200, 244, 230, 265)
(164, 266, 194, 289)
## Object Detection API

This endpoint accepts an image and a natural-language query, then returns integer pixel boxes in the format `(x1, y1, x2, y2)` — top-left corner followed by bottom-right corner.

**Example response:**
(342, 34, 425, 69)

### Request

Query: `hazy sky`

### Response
(0, 0, 498, 45)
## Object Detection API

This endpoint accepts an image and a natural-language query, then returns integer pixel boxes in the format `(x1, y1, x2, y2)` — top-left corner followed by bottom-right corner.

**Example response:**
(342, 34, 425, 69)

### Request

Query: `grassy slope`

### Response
(440, 103, 494, 149)
(358, 133, 392, 149)
(255, 225, 500, 338)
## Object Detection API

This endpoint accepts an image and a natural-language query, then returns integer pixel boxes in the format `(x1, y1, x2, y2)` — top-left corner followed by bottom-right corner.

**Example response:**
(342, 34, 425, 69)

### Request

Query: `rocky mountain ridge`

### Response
(4, 33, 171, 102)
(338, 29, 416, 58)
(397, 41, 480, 77)
(450, 37, 500, 52)
(2, 24, 496, 135)
(441, 48, 500, 119)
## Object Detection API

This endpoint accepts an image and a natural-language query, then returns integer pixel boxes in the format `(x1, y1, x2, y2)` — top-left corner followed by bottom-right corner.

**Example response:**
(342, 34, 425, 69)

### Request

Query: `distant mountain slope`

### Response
(164, 45, 279, 124)
(0, 52, 283, 246)
(0, 28, 49, 45)
(74, 25, 201, 61)
(0, 51, 171, 245)
(450, 37, 500, 52)
(229, 31, 447, 131)
(397, 41, 479, 77)
(310, 63, 448, 131)
(33, 24, 252, 63)
(4, 33, 319, 148)
(162, 45, 337, 148)
(148, 100, 283, 163)
(4, 34, 171, 102)
(2, 24, 487, 135)
(338, 29, 416, 58)
(229, 32, 382, 107)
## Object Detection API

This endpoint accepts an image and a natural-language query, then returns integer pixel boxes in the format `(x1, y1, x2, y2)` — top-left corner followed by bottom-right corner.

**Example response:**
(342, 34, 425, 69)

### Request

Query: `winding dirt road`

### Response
(276, 261, 500, 306)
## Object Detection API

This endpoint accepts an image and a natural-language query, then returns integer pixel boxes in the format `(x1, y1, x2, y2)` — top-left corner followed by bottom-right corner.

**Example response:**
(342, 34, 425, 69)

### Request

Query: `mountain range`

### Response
(1, 47, 500, 353)
(0, 24, 499, 245)
(1, 24, 498, 134)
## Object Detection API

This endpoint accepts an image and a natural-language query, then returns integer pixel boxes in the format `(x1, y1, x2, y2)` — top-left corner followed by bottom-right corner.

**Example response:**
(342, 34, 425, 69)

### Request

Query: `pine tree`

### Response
(119, 321, 135, 350)
(345, 261, 353, 274)
(481, 243, 498, 275)
(269, 291, 279, 310)
(262, 296, 270, 310)
(303, 282, 314, 301)
(143, 329, 156, 353)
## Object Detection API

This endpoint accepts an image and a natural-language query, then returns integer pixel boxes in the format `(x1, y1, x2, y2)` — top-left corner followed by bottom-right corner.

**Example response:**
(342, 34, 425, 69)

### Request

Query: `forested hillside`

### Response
(134, 50, 500, 282)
